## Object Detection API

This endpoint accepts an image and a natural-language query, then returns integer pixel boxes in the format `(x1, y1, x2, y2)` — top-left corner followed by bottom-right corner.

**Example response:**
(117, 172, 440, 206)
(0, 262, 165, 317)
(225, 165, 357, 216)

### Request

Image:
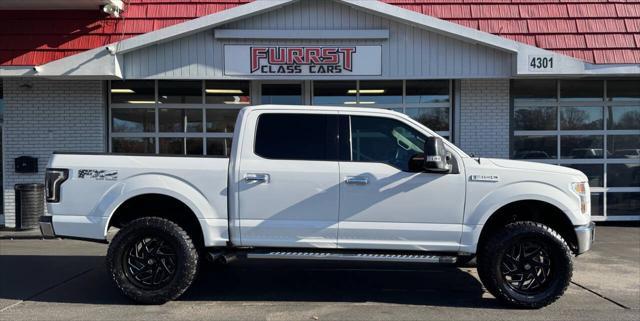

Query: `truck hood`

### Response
(487, 158, 588, 181)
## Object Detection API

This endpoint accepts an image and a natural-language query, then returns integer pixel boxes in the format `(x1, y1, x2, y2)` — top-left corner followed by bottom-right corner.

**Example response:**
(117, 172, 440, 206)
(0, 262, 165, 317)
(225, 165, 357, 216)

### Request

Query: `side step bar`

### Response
(246, 250, 457, 264)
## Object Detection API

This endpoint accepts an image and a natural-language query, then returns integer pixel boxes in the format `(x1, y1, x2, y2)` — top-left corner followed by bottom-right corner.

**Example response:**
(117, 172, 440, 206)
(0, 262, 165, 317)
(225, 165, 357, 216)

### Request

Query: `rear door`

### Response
(338, 114, 466, 252)
(237, 111, 341, 248)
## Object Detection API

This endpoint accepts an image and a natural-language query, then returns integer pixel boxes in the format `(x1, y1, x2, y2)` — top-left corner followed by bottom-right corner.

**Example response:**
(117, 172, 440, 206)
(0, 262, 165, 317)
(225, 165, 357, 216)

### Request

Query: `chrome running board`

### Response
(246, 250, 457, 264)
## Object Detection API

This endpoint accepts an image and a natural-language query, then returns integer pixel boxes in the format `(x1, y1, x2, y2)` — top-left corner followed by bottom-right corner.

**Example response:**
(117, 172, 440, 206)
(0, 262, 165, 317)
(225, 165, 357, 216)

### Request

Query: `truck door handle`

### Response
(245, 173, 270, 183)
(345, 176, 369, 185)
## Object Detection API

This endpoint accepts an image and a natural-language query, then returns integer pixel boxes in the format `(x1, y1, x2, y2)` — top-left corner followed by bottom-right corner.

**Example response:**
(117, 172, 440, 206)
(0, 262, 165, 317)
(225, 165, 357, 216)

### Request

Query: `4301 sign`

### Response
(528, 55, 556, 72)
(224, 45, 381, 76)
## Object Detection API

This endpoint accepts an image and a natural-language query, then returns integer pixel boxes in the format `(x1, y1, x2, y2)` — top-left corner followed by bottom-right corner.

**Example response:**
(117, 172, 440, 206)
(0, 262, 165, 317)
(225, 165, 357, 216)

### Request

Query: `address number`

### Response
(528, 55, 555, 71)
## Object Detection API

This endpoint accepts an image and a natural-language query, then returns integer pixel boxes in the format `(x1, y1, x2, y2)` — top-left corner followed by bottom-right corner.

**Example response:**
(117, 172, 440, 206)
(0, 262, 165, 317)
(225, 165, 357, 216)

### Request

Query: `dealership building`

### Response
(0, 0, 639, 226)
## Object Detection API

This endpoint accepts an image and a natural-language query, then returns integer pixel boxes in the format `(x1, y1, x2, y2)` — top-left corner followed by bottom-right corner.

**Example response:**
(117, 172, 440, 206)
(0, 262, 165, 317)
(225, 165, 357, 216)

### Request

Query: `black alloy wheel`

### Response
(477, 221, 573, 309)
(107, 217, 199, 304)
(123, 235, 178, 290)
(500, 240, 552, 295)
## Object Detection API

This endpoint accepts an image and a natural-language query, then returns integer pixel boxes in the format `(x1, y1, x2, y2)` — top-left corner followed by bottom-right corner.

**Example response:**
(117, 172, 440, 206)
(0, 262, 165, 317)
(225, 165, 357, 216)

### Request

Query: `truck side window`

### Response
(350, 116, 427, 171)
(254, 113, 339, 161)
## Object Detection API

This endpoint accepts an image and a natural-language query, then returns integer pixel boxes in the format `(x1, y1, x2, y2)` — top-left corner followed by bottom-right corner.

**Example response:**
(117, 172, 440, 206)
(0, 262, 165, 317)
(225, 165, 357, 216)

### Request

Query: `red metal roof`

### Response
(386, 0, 640, 64)
(1, 0, 639, 66)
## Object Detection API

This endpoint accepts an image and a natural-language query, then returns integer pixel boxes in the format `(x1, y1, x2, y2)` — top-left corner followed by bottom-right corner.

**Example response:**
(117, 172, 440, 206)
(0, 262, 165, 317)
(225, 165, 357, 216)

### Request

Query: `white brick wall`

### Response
(458, 79, 510, 159)
(2, 79, 106, 227)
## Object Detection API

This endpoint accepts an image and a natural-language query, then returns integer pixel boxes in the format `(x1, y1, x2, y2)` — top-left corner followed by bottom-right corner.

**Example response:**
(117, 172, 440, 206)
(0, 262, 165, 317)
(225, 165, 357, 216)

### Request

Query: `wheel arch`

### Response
(101, 173, 227, 248)
(477, 200, 579, 255)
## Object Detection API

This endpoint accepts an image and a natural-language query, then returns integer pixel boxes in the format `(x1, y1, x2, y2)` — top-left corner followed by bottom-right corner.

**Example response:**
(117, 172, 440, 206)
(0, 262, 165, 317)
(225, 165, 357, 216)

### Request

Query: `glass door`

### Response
(259, 81, 306, 105)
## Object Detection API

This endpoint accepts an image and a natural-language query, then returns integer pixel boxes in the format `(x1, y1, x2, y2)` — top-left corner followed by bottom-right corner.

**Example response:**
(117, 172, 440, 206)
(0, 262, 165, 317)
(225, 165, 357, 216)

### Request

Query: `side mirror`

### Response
(423, 137, 451, 173)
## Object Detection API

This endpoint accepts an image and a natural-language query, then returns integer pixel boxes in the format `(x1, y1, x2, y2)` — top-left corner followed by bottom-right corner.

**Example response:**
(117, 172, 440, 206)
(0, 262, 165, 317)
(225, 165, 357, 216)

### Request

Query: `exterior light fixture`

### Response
(126, 100, 155, 104)
(103, 0, 124, 18)
(347, 89, 385, 94)
(344, 101, 376, 105)
(206, 89, 244, 94)
(110, 89, 135, 94)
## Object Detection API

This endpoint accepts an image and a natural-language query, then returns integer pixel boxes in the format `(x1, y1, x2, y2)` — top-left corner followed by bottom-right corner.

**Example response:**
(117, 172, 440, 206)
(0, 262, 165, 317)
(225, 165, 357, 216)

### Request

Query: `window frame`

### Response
(109, 80, 249, 157)
(510, 79, 640, 220)
(311, 80, 453, 139)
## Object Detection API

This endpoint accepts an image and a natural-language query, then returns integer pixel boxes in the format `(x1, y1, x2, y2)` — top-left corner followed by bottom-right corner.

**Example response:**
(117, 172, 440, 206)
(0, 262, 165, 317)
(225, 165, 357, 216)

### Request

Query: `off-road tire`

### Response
(477, 221, 573, 309)
(106, 217, 199, 304)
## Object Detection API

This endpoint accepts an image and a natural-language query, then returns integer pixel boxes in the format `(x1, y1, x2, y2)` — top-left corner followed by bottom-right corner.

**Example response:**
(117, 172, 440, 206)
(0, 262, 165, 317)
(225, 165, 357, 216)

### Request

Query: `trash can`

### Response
(15, 183, 45, 230)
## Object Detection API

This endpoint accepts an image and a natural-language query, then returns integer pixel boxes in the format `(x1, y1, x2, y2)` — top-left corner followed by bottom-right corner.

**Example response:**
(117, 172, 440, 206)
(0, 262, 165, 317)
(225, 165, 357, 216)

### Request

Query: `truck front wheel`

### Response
(106, 217, 199, 304)
(477, 221, 573, 308)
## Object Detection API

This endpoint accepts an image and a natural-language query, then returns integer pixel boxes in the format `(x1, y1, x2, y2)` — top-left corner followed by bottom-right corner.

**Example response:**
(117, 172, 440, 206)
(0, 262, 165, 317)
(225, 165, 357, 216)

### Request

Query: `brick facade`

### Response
(2, 79, 106, 227)
(458, 79, 510, 159)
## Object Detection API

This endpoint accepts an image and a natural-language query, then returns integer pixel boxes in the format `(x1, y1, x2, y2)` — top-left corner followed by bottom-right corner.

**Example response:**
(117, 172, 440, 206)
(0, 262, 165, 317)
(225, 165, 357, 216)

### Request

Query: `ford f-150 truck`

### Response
(40, 105, 594, 308)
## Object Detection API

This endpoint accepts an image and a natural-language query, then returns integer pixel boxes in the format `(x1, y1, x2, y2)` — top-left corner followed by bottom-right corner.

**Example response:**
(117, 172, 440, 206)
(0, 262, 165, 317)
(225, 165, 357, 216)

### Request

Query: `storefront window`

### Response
(111, 80, 155, 104)
(159, 109, 203, 132)
(110, 80, 243, 156)
(158, 81, 202, 104)
(560, 80, 604, 101)
(607, 193, 640, 216)
(511, 79, 640, 218)
(261, 84, 303, 105)
(512, 80, 556, 102)
(111, 108, 155, 132)
(405, 107, 449, 131)
(607, 80, 640, 101)
(512, 136, 557, 159)
(159, 137, 184, 154)
(205, 81, 250, 105)
(608, 135, 640, 158)
(560, 106, 603, 130)
(608, 106, 640, 130)
(112, 137, 155, 154)
(358, 81, 402, 105)
(312, 81, 356, 105)
(514, 106, 556, 130)
(405, 80, 449, 103)
(312, 80, 452, 137)
(206, 109, 238, 133)
(207, 138, 232, 157)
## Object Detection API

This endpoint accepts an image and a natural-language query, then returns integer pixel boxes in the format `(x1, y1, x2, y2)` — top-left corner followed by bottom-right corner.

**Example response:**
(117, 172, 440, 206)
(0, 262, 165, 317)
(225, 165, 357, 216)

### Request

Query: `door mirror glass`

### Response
(424, 137, 451, 173)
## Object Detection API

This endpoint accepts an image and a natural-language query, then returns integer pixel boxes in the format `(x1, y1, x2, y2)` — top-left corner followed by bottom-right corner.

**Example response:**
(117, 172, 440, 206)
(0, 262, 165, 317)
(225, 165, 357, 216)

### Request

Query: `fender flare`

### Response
(95, 173, 222, 244)
(466, 181, 579, 226)
(460, 181, 581, 253)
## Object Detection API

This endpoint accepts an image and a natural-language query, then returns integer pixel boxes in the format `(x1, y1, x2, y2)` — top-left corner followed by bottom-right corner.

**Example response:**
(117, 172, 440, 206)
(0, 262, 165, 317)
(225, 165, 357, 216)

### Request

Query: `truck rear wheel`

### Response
(477, 221, 573, 309)
(106, 217, 199, 304)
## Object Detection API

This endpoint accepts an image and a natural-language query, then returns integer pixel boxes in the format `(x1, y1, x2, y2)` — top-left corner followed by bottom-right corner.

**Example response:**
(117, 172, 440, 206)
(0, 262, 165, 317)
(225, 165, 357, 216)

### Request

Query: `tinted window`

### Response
(255, 114, 338, 161)
(350, 116, 426, 171)
(512, 80, 557, 102)
(514, 106, 557, 130)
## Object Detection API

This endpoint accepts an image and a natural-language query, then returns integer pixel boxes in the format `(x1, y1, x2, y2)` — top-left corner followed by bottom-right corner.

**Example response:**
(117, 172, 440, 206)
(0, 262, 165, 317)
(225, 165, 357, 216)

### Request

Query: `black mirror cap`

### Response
(424, 137, 451, 173)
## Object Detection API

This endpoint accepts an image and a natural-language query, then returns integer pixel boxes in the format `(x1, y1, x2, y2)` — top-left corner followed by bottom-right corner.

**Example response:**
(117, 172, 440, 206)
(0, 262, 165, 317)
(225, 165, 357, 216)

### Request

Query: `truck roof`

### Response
(245, 104, 403, 116)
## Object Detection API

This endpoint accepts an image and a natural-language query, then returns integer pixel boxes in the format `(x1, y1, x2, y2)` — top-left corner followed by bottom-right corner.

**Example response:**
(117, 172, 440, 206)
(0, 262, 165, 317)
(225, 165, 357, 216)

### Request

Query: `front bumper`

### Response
(39, 216, 56, 238)
(574, 222, 595, 255)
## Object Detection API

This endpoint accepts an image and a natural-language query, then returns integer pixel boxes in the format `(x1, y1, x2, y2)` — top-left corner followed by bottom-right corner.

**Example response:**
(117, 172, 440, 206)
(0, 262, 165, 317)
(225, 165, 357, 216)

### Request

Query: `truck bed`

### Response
(47, 153, 230, 243)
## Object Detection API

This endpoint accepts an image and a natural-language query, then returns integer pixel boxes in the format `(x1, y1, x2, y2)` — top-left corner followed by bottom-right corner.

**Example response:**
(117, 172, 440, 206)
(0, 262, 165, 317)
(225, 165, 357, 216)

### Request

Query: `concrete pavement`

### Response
(0, 225, 638, 321)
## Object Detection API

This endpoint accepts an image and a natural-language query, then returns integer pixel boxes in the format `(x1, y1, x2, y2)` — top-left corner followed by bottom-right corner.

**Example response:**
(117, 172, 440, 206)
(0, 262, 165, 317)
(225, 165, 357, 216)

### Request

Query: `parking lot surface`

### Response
(0, 225, 638, 321)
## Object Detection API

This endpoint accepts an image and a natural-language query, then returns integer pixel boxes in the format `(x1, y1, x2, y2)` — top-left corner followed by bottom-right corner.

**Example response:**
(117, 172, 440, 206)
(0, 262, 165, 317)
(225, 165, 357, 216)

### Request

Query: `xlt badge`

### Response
(469, 175, 499, 182)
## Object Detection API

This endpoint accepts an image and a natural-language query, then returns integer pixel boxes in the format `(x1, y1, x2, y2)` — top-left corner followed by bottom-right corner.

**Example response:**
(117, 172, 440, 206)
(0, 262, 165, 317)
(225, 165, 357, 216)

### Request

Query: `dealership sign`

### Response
(224, 45, 381, 76)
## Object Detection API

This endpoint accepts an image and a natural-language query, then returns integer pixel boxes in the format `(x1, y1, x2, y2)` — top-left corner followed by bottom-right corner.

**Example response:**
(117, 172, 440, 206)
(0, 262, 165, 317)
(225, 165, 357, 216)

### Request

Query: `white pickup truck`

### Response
(40, 105, 594, 308)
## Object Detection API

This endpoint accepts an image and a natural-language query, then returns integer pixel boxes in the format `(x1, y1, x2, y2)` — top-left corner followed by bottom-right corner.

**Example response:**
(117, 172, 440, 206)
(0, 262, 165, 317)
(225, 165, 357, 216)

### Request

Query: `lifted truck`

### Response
(41, 105, 594, 308)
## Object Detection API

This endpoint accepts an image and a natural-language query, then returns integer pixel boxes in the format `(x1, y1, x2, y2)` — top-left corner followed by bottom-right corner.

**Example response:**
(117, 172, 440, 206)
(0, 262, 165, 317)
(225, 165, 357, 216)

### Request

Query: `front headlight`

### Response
(571, 181, 590, 216)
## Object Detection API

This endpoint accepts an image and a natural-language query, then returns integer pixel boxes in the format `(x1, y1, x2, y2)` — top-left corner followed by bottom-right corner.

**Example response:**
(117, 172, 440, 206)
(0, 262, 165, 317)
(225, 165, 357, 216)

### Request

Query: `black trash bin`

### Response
(15, 183, 45, 230)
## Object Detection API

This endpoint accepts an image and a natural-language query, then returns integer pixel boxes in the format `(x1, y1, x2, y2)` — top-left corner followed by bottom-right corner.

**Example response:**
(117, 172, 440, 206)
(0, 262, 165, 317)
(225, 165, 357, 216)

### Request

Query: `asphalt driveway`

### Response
(0, 225, 638, 321)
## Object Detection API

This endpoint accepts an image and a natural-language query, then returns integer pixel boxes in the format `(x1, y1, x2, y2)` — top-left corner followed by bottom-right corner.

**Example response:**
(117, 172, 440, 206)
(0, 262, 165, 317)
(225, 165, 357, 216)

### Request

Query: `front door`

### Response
(237, 111, 341, 248)
(338, 114, 466, 252)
